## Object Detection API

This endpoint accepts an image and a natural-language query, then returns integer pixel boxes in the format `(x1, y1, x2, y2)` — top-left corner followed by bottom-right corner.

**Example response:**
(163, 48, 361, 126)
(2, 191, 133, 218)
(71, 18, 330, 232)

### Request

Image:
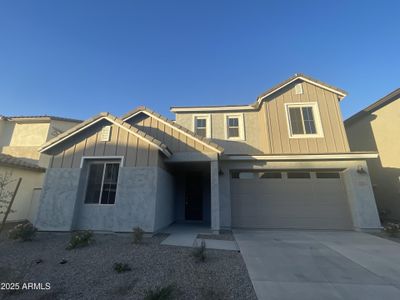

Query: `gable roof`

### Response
(39, 112, 172, 157)
(122, 106, 224, 154)
(0, 153, 46, 172)
(345, 88, 400, 126)
(170, 73, 347, 113)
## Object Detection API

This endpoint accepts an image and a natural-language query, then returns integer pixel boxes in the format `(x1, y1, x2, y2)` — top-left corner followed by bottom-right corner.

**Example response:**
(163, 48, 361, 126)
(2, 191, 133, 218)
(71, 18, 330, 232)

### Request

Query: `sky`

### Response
(0, 0, 399, 121)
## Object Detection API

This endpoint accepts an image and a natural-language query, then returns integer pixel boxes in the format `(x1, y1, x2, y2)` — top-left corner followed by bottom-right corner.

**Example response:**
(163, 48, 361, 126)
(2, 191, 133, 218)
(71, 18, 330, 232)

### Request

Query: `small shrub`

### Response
(144, 284, 176, 300)
(114, 262, 132, 273)
(8, 223, 37, 241)
(192, 239, 207, 262)
(383, 223, 400, 237)
(133, 226, 144, 244)
(66, 231, 93, 250)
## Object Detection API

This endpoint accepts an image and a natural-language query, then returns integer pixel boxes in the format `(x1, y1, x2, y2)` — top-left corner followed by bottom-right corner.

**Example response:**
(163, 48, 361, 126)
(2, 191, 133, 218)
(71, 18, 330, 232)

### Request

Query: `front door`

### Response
(185, 173, 203, 221)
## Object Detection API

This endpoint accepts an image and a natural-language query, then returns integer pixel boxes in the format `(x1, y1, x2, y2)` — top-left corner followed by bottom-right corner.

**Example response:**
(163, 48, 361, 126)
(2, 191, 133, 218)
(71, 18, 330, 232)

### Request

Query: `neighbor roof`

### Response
(345, 88, 400, 125)
(122, 106, 224, 154)
(1, 115, 82, 123)
(170, 73, 347, 112)
(0, 153, 46, 172)
(39, 112, 172, 157)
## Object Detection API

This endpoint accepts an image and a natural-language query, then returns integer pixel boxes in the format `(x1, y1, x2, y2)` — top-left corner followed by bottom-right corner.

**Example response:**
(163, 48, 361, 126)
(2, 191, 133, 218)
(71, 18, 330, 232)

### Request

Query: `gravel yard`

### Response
(0, 230, 256, 300)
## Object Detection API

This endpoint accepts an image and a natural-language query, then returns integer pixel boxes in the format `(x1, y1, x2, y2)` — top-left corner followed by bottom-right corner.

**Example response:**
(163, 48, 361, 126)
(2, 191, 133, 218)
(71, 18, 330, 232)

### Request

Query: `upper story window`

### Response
(192, 114, 211, 138)
(285, 103, 323, 138)
(224, 113, 245, 140)
(85, 160, 120, 205)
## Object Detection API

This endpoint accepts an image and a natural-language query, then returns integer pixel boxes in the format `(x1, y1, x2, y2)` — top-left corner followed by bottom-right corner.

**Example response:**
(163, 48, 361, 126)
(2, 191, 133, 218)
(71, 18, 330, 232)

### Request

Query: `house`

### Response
(35, 74, 381, 233)
(0, 115, 81, 222)
(345, 89, 400, 221)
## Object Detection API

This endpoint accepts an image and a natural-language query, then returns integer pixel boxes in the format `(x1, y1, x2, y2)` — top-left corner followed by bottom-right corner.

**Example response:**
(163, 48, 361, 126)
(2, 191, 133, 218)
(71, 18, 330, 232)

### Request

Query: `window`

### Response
(225, 113, 245, 140)
(316, 172, 340, 179)
(193, 114, 211, 138)
(286, 103, 323, 138)
(85, 161, 120, 205)
(287, 172, 311, 179)
(260, 172, 282, 179)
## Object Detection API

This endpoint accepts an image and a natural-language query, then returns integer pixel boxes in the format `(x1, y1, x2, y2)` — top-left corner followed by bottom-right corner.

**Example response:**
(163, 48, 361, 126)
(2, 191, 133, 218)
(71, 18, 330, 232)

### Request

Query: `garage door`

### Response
(231, 170, 353, 229)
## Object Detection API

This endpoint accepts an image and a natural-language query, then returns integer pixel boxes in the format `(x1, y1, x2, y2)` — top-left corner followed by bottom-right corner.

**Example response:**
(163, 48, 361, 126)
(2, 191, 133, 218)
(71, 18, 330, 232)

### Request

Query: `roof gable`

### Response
(39, 112, 171, 157)
(122, 107, 224, 154)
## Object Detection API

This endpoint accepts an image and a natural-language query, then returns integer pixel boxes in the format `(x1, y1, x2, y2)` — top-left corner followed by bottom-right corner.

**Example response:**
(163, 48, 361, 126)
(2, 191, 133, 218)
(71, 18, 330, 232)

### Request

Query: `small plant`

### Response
(144, 284, 176, 300)
(66, 231, 93, 250)
(114, 262, 132, 273)
(192, 239, 207, 262)
(133, 226, 144, 244)
(383, 222, 400, 237)
(8, 222, 37, 241)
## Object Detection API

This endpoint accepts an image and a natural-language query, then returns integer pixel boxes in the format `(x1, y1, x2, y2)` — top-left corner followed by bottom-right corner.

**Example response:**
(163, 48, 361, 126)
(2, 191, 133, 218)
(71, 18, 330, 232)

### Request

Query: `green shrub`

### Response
(144, 284, 176, 300)
(66, 231, 93, 250)
(383, 223, 400, 237)
(133, 226, 144, 244)
(192, 239, 206, 262)
(8, 223, 37, 241)
(114, 262, 132, 273)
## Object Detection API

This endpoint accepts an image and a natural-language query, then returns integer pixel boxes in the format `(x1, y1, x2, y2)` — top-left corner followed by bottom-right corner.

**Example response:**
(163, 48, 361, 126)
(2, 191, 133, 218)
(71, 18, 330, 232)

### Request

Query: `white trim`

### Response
(40, 115, 171, 157)
(123, 110, 222, 154)
(224, 113, 245, 141)
(223, 153, 379, 161)
(192, 114, 212, 138)
(284, 102, 324, 138)
(80, 156, 125, 168)
(170, 105, 254, 113)
(257, 76, 346, 104)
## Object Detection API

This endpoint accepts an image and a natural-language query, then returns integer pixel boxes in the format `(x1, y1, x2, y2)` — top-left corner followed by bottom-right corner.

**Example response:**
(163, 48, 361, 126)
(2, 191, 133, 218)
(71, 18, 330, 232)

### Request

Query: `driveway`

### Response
(234, 230, 400, 300)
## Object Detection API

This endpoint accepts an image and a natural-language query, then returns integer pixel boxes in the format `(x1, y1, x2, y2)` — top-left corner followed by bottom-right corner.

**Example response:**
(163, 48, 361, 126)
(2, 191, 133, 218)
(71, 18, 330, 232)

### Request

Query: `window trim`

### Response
(224, 113, 245, 140)
(82, 157, 122, 205)
(192, 114, 211, 138)
(284, 102, 324, 138)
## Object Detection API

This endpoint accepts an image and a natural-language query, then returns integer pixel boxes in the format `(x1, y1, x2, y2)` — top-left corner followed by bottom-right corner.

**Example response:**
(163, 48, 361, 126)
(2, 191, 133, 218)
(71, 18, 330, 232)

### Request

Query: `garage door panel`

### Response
(231, 171, 353, 230)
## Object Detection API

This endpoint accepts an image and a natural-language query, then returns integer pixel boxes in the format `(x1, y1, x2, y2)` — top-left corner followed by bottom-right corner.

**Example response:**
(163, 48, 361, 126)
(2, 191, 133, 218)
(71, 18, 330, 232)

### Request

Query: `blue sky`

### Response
(0, 0, 399, 121)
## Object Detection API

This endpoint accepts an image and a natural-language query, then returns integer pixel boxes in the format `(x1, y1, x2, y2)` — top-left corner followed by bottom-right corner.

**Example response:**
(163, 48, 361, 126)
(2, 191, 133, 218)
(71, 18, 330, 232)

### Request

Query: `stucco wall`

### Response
(0, 166, 44, 222)
(154, 168, 174, 231)
(346, 98, 400, 220)
(218, 159, 381, 230)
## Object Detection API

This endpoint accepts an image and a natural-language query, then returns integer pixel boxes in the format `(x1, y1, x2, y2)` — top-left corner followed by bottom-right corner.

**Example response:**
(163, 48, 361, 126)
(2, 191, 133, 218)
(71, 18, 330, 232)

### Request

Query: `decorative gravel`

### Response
(0, 231, 256, 300)
(197, 230, 235, 241)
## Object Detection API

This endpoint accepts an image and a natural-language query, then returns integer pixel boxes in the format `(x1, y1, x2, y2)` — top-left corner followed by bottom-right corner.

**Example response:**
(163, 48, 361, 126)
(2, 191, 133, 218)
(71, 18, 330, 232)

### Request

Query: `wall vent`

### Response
(100, 126, 111, 142)
(295, 83, 303, 94)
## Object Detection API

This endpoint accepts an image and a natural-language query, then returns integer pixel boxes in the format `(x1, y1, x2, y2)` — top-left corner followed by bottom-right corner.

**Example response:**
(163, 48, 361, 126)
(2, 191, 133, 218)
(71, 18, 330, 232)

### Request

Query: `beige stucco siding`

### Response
(48, 121, 160, 168)
(127, 114, 213, 153)
(346, 97, 400, 219)
(174, 81, 350, 155)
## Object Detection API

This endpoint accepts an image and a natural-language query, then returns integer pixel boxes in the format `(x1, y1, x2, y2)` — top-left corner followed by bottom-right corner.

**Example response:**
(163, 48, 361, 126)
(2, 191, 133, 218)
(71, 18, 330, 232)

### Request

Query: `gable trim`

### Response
(39, 113, 172, 157)
(123, 109, 223, 154)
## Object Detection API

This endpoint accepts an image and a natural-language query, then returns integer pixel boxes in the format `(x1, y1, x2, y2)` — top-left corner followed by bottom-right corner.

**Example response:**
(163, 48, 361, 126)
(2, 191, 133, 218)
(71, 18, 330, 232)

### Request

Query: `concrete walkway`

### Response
(161, 224, 238, 251)
(234, 230, 400, 300)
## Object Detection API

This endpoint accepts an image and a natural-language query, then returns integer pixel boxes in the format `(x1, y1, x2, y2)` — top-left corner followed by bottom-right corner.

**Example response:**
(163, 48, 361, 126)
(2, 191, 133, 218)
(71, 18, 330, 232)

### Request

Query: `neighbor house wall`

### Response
(0, 165, 44, 222)
(174, 81, 350, 155)
(346, 98, 400, 220)
(218, 159, 381, 230)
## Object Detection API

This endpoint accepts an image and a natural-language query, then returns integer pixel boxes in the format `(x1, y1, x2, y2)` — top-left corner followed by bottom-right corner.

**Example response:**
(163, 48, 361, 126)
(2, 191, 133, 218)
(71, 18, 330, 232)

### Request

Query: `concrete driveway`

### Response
(234, 230, 400, 300)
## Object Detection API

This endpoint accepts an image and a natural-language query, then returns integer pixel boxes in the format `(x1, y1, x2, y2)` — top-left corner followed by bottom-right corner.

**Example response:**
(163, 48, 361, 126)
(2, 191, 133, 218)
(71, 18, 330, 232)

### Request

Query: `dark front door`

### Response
(185, 173, 203, 221)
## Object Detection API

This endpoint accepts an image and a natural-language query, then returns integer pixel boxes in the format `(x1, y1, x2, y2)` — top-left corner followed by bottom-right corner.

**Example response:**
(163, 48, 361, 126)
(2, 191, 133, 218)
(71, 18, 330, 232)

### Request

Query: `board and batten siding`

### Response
(174, 80, 350, 155)
(49, 121, 161, 168)
(127, 114, 212, 153)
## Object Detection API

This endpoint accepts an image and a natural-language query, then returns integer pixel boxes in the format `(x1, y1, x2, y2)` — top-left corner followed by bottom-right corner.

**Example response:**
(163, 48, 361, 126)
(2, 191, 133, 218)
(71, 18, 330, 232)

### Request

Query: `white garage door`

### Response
(231, 170, 353, 230)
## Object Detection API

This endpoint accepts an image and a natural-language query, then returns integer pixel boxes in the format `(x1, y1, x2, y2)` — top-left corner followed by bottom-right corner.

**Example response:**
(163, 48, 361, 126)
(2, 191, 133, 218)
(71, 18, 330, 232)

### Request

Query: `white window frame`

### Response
(192, 114, 211, 138)
(224, 113, 245, 140)
(82, 157, 122, 205)
(284, 102, 324, 138)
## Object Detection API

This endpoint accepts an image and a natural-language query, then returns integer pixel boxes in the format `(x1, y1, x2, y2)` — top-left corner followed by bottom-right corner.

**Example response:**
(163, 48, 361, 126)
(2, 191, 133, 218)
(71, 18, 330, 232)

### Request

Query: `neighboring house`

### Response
(0, 115, 81, 222)
(35, 74, 381, 233)
(345, 89, 400, 221)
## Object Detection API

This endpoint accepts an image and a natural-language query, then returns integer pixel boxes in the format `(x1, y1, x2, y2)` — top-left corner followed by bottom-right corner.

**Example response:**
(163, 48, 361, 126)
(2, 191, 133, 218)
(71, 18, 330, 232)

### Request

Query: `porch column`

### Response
(210, 159, 220, 231)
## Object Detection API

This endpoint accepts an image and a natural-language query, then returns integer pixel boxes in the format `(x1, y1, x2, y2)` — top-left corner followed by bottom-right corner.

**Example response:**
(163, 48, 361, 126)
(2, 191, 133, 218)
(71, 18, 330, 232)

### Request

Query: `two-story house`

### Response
(35, 74, 381, 233)
(0, 115, 81, 222)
